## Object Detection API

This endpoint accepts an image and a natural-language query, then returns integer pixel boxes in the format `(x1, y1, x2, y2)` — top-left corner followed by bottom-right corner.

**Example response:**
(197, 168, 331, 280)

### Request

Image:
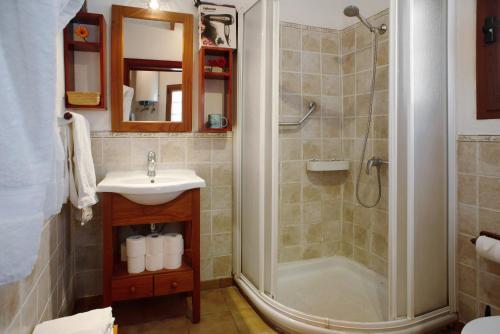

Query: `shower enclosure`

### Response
(234, 0, 455, 332)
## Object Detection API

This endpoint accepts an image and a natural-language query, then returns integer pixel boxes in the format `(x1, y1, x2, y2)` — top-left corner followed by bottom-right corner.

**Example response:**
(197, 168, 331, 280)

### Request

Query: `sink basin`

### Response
(97, 169, 206, 205)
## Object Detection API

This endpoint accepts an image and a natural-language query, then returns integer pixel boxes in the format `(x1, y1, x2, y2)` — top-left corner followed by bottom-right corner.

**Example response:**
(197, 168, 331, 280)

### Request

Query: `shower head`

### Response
(343, 5, 387, 34)
(343, 5, 360, 17)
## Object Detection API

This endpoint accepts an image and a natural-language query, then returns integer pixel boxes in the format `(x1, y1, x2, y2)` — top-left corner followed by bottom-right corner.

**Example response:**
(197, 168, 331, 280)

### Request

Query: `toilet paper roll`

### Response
(127, 255, 145, 274)
(126, 235, 146, 257)
(163, 253, 182, 270)
(146, 253, 163, 271)
(476, 236, 500, 264)
(120, 242, 127, 262)
(146, 233, 163, 255)
(163, 233, 184, 254)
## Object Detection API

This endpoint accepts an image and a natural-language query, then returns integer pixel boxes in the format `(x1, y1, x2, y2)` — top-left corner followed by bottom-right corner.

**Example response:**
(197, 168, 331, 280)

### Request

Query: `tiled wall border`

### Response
(90, 131, 232, 138)
(457, 135, 500, 142)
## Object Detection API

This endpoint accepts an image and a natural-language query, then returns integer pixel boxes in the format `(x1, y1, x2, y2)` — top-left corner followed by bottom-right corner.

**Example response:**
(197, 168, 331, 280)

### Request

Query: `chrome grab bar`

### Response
(279, 102, 316, 126)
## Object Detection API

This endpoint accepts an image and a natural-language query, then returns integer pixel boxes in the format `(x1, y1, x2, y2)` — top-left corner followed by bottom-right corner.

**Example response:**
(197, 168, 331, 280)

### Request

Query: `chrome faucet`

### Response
(147, 151, 156, 177)
(366, 157, 384, 175)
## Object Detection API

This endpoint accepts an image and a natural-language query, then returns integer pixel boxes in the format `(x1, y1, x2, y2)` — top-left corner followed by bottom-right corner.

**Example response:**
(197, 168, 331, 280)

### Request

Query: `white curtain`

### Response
(0, 0, 84, 285)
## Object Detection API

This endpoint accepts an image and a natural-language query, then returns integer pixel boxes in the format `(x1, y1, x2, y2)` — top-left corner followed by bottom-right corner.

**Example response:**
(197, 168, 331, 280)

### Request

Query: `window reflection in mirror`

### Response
(122, 17, 184, 122)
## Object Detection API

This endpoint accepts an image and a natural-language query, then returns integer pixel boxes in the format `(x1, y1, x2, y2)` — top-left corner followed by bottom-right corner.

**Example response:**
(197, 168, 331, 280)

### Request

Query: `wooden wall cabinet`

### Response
(102, 189, 200, 323)
(63, 12, 106, 109)
(476, 0, 500, 119)
(198, 47, 234, 132)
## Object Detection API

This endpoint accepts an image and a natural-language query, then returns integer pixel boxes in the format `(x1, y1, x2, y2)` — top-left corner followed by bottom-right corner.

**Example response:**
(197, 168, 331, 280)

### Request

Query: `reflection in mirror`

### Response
(123, 64, 182, 122)
(122, 18, 184, 122)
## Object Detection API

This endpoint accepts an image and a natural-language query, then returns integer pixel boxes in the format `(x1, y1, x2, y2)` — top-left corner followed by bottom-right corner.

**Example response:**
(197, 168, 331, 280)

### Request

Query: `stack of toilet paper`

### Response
(163, 233, 184, 269)
(126, 235, 146, 274)
(146, 233, 163, 271)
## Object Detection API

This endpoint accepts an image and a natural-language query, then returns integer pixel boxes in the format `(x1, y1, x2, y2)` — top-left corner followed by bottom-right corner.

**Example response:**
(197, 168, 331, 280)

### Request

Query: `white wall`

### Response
(280, 0, 389, 30)
(455, 0, 500, 135)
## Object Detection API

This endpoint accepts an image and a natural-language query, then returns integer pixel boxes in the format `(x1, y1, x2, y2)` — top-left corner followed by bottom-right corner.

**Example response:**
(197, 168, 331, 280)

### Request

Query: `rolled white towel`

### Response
(33, 307, 114, 334)
(476, 236, 500, 264)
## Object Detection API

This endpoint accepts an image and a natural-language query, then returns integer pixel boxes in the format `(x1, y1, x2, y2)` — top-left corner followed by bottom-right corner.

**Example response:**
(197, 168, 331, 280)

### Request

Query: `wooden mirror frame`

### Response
(111, 5, 193, 132)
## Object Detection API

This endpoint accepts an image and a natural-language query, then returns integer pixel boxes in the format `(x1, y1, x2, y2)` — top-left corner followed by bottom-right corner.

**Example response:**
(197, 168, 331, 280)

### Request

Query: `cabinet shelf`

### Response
(198, 46, 234, 132)
(63, 12, 106, 109)
(204, 72, 230, 79)
(67, 41, 100, 52)
(112, 260, 192, 279)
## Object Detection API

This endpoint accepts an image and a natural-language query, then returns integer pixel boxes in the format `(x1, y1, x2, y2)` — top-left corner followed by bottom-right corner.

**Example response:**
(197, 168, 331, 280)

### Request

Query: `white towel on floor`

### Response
(67, 112, 98, 224)
(33, 307, 115, 334)
(476, 236, 500, 264)
(0, 0, 84, 285)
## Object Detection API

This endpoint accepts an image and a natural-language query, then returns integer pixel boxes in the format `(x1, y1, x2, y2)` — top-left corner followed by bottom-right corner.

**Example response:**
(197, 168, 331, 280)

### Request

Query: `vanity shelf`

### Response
(102, 189, 200, 323)
(198, 46, 234, 132)
(63, 12, 106, 109)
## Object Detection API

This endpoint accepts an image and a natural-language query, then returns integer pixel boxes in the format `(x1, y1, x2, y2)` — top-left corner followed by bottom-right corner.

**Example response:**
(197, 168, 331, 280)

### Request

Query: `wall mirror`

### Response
(111, 5, 193, 131)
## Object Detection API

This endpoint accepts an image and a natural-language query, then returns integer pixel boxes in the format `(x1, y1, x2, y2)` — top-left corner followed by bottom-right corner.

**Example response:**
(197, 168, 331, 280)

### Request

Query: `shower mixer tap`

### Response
(366, 157, 385, 175)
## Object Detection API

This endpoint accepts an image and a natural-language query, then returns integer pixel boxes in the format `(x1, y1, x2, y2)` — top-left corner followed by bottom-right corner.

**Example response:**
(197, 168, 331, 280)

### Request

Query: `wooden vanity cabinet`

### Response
(102, 189, 200, 323)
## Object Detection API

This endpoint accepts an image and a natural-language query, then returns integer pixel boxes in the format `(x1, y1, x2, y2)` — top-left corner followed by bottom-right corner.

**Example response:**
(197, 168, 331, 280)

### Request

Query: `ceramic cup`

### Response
(207, 114, 228, 128)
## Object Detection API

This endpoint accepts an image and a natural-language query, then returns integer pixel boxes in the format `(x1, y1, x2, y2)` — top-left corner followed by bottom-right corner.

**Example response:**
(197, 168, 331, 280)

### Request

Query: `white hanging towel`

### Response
(67, 112, 98, 224)
(0, 0, 84, 285)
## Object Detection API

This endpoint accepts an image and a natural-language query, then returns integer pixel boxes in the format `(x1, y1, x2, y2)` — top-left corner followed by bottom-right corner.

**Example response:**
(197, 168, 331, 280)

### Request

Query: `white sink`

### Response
(97, 169, 206, 205)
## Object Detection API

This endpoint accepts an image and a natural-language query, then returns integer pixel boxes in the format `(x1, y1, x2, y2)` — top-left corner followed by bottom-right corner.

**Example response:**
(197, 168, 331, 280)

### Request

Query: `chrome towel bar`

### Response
(279, 102, 316, 126)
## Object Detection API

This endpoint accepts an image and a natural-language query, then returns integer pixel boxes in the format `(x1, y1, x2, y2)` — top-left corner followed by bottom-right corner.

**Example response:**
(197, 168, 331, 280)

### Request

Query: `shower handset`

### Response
(203, 14, 234, 45)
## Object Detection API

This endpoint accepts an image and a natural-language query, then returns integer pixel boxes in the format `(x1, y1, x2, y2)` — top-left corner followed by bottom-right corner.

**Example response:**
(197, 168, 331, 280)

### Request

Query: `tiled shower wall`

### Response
(456, 137, 500, 322)
(278, 9, 390, 277)
(0, 209, 75, 334)
(76, 133, 233, 298)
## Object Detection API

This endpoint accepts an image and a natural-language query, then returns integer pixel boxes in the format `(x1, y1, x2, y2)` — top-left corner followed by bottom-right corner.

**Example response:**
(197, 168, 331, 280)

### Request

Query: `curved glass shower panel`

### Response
(276, 0, 391, 322)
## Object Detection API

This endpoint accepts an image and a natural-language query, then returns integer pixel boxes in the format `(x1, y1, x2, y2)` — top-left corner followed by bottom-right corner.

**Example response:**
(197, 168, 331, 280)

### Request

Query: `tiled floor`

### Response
(115, 287, 277, 334)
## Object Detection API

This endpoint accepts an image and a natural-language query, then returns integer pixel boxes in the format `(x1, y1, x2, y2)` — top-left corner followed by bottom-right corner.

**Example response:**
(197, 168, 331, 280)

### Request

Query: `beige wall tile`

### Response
(342, 53, 355, 75)
(355, 27, 372, 50)
(280, 161, 303, 183)
(303, 244, 322, 259)
(458, 204, 477, 236)
(280, 226, 302, 247)
(211, 138, 232, 162)
(279, 246, 302, 262)
(343, 75, 355, 96)
(321, 54, 340, 75)
(130, 138, 159, 167)
(458, 264, 476, 296)
(281, 94, 302, 116)
(458, 141, 477, 174)
(103, 137, 131, 165)
(322, 75, 341, 96)
(322, 118, 341, 138)
(212, 186, 232, 210)
(478, 272, 500, 308)
(478, 208, 500, 235)
(458, 293, 478, 323)
(302, 74, 321, 95)
(375, 66, 389, 91)
(458, 174, 477, 205)
(458, 234, 476, 267)
(281, 26, 301, 50)
(341, 29, 355, 55)
(356, 70, 373, 94)
(280, 138, 301, 161)
(212, 233, 232, 256)
(213, 256, 232, 277)
(322, 96, 341, 116)
(281, 72, 301, 94)
(281, 50, 301, 72)
(159, 138, 186, 163)
(302, 30, 321, 52)
(356, 47, 372, 73)
(212, 210, 232, 234)
(478, 176, 500, 210)
(187, 138, 211, 163)
(377, 40, 389, 66)
(479, 142, 500, 176)
(321, 33, 339, 54)
(302, 52, 320, 73)
(212, 163, 232, 187)
(343, 96, 355, 116)
(280, 183, 301, 204)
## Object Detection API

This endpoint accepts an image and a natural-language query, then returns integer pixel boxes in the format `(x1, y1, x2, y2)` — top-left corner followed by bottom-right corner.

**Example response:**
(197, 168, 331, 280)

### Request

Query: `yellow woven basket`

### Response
(67, 91, 101, 106)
